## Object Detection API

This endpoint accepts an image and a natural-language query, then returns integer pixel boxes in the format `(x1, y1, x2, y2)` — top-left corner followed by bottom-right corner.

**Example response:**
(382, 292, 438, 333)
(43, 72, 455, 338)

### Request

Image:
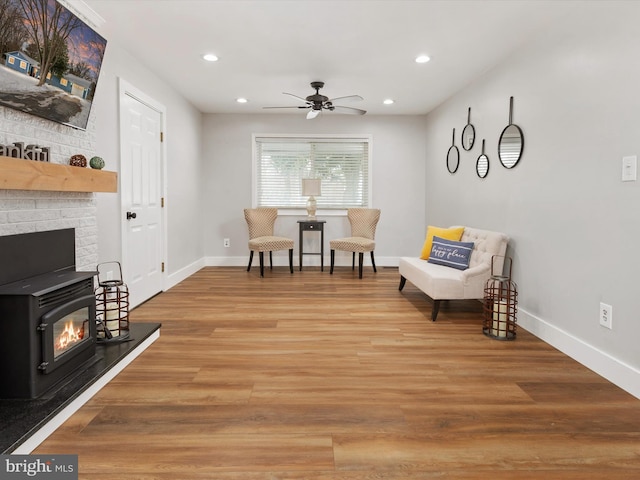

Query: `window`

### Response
(19, 60, 26, 70)
(253, 135, 371, 211)
(8, 57, 14, 65)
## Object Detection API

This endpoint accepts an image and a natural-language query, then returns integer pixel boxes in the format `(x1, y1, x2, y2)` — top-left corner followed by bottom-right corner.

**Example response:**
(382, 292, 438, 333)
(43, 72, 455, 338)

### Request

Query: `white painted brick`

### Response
(79, 216, 97, 227)
(0, 223, 37, 236)
(0, 199, 37, 210)
(8, 209, 61, 223)
(61, 208, 97, 219)
(76, 234, 98, 247)
(77, 257, 98, 272)
(77, 244, 98, 258)
(76, 225, 98, 238)
(35, 219, 81, 231)
(0, 105, 101, 265)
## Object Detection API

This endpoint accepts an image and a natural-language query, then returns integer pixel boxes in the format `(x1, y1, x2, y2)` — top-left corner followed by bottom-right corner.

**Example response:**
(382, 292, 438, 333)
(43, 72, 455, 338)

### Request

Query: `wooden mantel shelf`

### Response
(0, 155, 117, 193)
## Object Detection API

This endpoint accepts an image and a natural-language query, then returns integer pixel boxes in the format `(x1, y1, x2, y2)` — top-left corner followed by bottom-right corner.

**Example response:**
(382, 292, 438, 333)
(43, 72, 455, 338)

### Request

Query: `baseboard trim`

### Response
(166, 258, 205, 289)
(204, 255, 401, 268)
(518, 307, 640, 400)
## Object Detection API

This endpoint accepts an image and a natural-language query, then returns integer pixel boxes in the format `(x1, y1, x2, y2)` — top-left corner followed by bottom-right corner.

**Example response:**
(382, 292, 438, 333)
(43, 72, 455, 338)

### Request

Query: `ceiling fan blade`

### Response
(332, 106, 367, 115)
(307, 109, 321, 120)
(263, 106, 310, 110)
(283, 92, 310, 104)
(328, 95, 363, 103)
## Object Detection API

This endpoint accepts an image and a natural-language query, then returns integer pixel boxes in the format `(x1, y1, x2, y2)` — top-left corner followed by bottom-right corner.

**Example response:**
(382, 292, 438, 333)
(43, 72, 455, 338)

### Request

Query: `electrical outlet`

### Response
(599, 302, 613, 329)
(223, 238, 230, 248)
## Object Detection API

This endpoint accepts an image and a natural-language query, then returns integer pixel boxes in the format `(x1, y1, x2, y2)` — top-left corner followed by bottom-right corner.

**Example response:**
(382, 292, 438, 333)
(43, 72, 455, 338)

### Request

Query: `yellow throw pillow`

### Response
(420, 226, 465, 260)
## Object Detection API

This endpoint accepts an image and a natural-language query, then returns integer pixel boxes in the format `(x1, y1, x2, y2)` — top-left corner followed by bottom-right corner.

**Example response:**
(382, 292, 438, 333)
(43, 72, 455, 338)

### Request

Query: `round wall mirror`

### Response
(476, 139, 489, 178)
(498, 97, 524, 168)
(446, 128, 460, 174)
(461, 107, 475, 151)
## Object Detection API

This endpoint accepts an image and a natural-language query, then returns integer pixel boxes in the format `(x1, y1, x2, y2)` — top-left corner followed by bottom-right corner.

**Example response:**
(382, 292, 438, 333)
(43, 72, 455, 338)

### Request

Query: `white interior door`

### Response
(120, 82, 165, 308)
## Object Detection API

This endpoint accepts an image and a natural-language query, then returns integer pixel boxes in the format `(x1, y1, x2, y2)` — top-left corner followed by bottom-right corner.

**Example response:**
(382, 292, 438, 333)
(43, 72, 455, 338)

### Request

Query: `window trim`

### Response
(252, 133, 373, 215)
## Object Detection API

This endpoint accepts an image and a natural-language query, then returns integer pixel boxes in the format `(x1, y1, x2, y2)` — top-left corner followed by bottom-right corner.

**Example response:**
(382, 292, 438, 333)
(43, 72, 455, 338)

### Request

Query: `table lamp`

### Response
(302, 178, 321, 219)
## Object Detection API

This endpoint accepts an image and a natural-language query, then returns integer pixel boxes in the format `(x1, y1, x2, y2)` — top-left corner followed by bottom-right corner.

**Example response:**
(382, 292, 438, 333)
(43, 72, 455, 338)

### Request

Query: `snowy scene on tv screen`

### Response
(0, 0, 107, 130)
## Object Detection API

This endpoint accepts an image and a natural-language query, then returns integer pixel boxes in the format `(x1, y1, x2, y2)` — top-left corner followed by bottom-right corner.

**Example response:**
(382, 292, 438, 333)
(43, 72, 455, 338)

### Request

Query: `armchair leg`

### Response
(352, 252, 355, 270)
(247, 251, 254, 272)
(330, 249, 335, 274)
(289, 249, 293, 274)
(399, 275, 406, 291)
(259, 252, 265, 277)
(269, 251, 273, 270)
(370, 251, 377, 273)
(432, 300, 441, 321)
(358, 252, 364, 279)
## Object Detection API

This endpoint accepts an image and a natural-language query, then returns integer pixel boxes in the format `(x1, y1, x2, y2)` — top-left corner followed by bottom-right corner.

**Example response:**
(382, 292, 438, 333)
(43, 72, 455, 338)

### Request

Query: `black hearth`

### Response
(0, 229, 97, 399)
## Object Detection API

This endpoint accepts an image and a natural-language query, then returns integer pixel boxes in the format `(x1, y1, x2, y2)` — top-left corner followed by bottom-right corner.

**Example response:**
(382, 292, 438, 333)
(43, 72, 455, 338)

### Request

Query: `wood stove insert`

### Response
(0, 229, 98, 399)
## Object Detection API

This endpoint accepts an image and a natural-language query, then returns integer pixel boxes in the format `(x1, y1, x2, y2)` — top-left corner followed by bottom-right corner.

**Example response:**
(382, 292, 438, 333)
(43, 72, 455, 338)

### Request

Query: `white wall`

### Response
(201, 113, 427, 267)
(90, 38, 204, 285)
(423, 2, 640, 396)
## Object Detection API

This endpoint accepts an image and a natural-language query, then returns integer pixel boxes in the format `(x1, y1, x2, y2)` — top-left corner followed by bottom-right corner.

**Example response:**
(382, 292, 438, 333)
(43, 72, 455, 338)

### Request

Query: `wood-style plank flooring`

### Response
(35, 266, 640, 479)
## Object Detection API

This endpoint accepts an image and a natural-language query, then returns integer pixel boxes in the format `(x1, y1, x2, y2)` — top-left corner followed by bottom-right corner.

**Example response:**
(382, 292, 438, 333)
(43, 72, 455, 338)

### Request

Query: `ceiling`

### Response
(81, 0, 575, 117)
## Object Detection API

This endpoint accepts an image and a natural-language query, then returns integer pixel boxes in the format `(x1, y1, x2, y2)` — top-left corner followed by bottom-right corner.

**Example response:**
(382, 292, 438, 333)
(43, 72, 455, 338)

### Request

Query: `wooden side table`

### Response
(297, 220, 326, 271)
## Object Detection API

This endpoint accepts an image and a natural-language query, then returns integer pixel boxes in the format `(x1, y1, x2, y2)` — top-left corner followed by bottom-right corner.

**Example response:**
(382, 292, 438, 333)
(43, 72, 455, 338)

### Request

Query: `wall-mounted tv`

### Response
(0, 0, 107, 130)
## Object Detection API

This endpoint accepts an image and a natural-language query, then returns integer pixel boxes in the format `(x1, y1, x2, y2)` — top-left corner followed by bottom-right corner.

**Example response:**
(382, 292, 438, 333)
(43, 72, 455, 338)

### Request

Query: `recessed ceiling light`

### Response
(415, 55, 430, 64)
(202, 53, 218, 62)
(383, 99, 394, 105)
(236, 98, 248, 104)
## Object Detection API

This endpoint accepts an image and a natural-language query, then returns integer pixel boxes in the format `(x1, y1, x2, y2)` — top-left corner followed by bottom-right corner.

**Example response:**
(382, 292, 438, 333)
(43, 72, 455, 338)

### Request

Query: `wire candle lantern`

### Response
(95, 262, 130, 342)
(482, 255, 517, 340)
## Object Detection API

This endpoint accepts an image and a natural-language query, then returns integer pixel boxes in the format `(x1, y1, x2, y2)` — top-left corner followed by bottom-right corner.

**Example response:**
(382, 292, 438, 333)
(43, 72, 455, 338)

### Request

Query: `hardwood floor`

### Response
(35, 266, 640, 479)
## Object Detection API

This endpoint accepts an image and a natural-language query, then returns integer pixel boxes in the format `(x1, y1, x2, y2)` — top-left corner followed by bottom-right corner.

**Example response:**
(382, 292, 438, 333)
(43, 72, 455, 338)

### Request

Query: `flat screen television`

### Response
(0, 0, 107, 130)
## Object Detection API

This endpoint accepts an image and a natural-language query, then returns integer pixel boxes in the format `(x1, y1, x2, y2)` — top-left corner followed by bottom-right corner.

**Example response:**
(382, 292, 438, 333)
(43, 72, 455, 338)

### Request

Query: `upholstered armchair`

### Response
(244, 208, 294, 277)
(330, 208, 381, 279)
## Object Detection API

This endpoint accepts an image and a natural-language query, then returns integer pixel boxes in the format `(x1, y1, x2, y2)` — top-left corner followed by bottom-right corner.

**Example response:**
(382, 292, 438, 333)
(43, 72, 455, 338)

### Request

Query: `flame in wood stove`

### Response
(55, 321, 85, 352)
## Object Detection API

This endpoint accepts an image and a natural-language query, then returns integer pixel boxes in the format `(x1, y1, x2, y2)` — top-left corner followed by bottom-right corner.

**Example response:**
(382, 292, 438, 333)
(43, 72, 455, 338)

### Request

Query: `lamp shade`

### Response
(302, 178, 321, 197)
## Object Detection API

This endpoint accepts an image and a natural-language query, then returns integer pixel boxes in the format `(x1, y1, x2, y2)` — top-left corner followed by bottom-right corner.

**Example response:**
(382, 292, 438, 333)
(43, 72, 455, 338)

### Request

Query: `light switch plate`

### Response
(622, 155, 637, 182)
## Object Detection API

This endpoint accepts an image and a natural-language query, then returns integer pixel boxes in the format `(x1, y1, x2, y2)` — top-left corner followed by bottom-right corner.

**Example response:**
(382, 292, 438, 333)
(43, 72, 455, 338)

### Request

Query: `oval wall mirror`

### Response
(476, 139, 489, 178)
(461, 107, 475, 151)
(498, 96, 524, 168)
(446, 128, 460, 174)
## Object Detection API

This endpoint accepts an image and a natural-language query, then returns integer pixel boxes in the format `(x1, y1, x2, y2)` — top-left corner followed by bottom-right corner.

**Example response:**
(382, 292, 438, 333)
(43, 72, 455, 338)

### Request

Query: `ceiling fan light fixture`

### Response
(263, 82, 366, 118)
(415, 54, 430, 64)
(202, 53, 219, 62)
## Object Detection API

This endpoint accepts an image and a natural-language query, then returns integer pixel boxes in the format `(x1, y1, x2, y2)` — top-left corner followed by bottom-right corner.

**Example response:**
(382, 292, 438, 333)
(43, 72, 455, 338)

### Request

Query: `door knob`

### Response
(126, 211, 137, 220)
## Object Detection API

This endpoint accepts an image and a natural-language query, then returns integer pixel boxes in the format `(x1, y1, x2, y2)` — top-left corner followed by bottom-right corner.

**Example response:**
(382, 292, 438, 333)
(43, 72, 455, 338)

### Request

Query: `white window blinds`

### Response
(255, 136, 370, 209)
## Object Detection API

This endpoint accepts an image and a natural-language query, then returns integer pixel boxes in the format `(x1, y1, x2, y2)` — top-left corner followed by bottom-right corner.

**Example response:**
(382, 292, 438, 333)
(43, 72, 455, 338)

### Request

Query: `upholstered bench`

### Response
(398, 226, 509, 320)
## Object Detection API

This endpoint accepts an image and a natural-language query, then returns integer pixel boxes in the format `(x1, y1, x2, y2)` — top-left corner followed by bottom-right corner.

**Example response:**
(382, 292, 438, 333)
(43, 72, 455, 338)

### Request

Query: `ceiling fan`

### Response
(264, 81, 366, 119)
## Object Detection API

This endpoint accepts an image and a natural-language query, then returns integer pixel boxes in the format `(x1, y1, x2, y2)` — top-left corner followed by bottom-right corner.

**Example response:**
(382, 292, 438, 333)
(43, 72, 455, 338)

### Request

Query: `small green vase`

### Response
(89, 156, 105, 170)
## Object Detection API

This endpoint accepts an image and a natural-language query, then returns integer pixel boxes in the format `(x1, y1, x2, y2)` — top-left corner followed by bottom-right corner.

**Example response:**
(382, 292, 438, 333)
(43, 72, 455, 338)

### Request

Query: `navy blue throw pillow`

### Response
(427, 236, 474, 270)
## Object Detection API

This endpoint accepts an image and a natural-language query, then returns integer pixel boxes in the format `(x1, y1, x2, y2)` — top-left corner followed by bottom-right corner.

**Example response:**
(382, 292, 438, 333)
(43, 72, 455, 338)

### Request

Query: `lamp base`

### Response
(306, 196, 317, 220)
